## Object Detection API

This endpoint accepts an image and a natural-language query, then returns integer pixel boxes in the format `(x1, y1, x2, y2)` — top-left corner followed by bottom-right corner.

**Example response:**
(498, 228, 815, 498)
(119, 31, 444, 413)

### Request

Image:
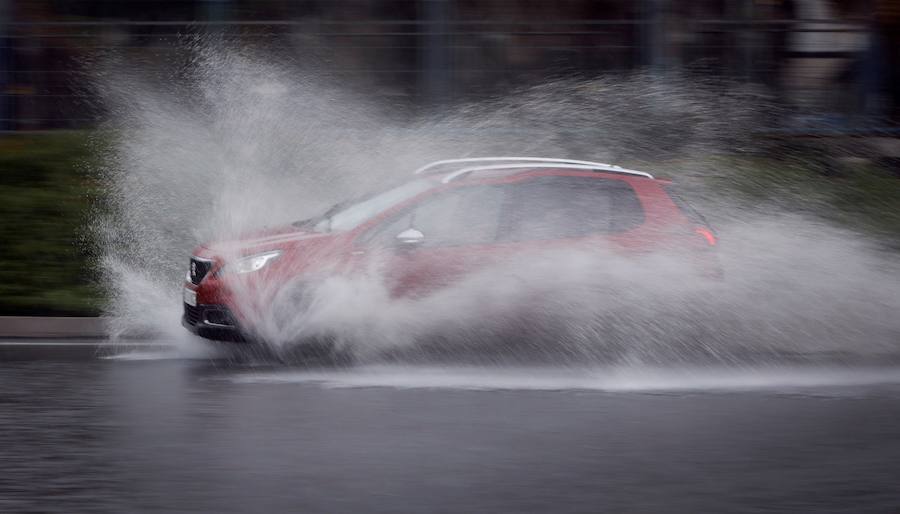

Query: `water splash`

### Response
(89, 42, 900, 365)
(226, 365, 900, 394)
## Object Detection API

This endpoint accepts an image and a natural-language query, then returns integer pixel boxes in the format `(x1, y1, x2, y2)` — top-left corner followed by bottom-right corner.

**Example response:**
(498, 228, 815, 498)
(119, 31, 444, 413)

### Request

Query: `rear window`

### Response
(666, 187, 712, 228)
(500, 176, 644, 241)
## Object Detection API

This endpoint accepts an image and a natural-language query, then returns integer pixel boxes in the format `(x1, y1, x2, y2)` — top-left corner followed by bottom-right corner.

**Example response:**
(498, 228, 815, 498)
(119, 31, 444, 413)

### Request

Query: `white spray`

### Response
(90, 44, 900, 366)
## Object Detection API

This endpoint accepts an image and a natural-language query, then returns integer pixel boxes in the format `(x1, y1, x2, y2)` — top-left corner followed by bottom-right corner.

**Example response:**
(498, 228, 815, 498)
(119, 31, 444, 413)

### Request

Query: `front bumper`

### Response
(182, 303, 247, 342)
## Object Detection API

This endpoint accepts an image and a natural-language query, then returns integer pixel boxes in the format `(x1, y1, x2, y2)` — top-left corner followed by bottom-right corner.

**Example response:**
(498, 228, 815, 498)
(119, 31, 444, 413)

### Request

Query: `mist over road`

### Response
(2, 347, 900, 513)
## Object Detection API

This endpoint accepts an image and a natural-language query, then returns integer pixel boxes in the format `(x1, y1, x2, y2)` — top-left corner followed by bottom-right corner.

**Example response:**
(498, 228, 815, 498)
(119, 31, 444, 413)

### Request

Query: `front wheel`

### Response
(274, 335, 356, 366)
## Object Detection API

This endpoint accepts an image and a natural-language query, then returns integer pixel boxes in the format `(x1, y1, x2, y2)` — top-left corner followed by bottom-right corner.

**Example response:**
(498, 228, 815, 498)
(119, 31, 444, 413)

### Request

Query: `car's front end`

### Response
(182, 252, 249, 342)
(181, 225, 349, 344)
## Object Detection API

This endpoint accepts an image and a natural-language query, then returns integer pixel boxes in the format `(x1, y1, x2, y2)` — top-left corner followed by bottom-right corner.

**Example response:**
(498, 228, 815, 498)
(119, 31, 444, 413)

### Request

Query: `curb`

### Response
(0, 316, 106, 339)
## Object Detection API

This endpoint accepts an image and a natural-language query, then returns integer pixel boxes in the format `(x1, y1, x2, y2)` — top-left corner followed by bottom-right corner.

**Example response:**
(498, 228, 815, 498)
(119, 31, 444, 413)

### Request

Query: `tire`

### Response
(276, 335, 356, 366)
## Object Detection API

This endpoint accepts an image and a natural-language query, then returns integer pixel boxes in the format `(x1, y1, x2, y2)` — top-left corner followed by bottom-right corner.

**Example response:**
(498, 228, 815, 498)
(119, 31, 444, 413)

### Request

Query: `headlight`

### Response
(229, 250, 282, 274)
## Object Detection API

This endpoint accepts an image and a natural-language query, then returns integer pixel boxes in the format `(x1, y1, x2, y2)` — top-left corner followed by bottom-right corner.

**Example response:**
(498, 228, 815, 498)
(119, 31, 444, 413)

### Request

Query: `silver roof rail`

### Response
(414, 156, 633, 175)
(440, 162, 654, 184)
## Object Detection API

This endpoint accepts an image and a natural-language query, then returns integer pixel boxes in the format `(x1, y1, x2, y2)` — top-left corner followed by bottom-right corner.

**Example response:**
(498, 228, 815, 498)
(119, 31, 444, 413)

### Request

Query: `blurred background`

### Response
(0, 0, 899, 127)
(0, 0, 900, 126)
(0, 0, 898, 317)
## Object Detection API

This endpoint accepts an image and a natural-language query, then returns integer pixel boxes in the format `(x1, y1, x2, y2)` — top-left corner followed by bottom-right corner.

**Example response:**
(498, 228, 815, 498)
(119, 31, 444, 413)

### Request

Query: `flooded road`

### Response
(2, 344, 900, 513)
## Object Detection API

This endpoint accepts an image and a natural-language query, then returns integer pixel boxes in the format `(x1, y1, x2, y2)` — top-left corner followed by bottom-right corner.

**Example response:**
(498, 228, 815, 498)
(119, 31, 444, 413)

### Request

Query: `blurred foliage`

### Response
(0, 132, 103, 316)
(0, 132, 897, 316)
(708, 151, 900, 246)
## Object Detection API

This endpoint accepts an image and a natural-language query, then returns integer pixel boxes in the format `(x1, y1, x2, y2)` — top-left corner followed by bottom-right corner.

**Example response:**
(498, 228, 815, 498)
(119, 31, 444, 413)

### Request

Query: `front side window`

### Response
(368, 185, 506, 247)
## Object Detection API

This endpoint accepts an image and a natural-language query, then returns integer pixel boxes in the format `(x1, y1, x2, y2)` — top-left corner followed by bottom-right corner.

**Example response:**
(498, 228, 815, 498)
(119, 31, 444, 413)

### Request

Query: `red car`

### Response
(182, 157, 718, 350)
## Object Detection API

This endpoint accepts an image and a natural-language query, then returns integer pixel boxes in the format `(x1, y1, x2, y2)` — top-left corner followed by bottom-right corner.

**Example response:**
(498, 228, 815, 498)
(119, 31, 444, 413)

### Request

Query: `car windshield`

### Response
(312, 178, 435, 233)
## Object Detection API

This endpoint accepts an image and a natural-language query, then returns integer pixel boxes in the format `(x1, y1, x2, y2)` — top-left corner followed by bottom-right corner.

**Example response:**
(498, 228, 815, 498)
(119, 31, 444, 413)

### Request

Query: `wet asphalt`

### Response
(2, 340, 900, 513)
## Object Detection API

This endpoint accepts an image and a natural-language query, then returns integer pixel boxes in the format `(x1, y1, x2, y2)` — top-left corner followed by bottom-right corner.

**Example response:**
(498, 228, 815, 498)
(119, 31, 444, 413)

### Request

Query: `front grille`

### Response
(184, 303, 202, 325)
(183, 304, 245, 342)
(189, 257, 213, 285)
(203, 308, 236, 327)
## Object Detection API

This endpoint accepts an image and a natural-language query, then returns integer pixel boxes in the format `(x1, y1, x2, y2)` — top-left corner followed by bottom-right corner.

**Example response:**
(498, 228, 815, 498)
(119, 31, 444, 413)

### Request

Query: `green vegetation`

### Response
(707, 154, 900, 245)
(0, 132, 103, 316)
(0, 133, 896, 316)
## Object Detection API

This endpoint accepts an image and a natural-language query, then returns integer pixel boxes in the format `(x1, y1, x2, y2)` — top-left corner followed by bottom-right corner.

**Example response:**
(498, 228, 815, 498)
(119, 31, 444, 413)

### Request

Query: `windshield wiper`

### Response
(290, 201, 347, 230)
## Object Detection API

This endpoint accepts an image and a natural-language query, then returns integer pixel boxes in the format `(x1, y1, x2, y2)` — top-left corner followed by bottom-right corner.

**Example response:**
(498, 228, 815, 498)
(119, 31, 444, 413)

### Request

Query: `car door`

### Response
(360, 184, 508, 298)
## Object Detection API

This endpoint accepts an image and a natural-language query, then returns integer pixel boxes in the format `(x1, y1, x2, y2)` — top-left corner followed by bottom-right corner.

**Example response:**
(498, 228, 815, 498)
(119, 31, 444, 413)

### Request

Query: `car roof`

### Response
(433, 166, 655, 188)
(412, 157, 654, 186)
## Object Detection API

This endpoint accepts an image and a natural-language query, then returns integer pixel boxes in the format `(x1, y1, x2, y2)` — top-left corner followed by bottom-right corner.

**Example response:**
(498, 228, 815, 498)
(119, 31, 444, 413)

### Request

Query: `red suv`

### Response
(182, 157, 718, 347)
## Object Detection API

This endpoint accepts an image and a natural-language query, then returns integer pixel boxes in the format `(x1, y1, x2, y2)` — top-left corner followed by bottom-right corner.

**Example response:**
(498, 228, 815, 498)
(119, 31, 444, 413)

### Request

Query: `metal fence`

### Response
(0, 0, 897, 133)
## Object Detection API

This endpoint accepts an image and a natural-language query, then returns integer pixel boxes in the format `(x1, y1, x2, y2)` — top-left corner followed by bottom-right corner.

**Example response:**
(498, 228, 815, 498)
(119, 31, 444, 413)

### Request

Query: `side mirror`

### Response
(395, 228, 425, 248)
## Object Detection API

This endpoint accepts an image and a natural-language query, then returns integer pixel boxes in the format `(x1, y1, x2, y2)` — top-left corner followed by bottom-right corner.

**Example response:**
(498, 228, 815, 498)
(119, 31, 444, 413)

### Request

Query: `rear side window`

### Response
(501, 176, 644, 241)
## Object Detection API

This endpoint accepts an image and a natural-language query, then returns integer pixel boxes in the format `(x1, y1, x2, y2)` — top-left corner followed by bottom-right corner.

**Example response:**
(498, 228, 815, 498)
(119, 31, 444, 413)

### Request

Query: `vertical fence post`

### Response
(421, 0, 451, 106)
(202, 0, 229, 38)
(0, 0, 10, 131)
(860, 0, 880, 120)
(641, 0, 665, 71)
(738, 0, 754, 79)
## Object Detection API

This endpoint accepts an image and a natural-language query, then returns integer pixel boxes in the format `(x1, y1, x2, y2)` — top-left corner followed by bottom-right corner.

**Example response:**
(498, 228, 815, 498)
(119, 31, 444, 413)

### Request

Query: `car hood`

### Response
(191, 225, 346, 262)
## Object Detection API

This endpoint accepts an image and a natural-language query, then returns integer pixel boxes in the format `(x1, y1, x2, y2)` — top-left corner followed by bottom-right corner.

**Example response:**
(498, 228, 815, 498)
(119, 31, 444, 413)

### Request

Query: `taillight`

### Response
(695, 227, 717, 247)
